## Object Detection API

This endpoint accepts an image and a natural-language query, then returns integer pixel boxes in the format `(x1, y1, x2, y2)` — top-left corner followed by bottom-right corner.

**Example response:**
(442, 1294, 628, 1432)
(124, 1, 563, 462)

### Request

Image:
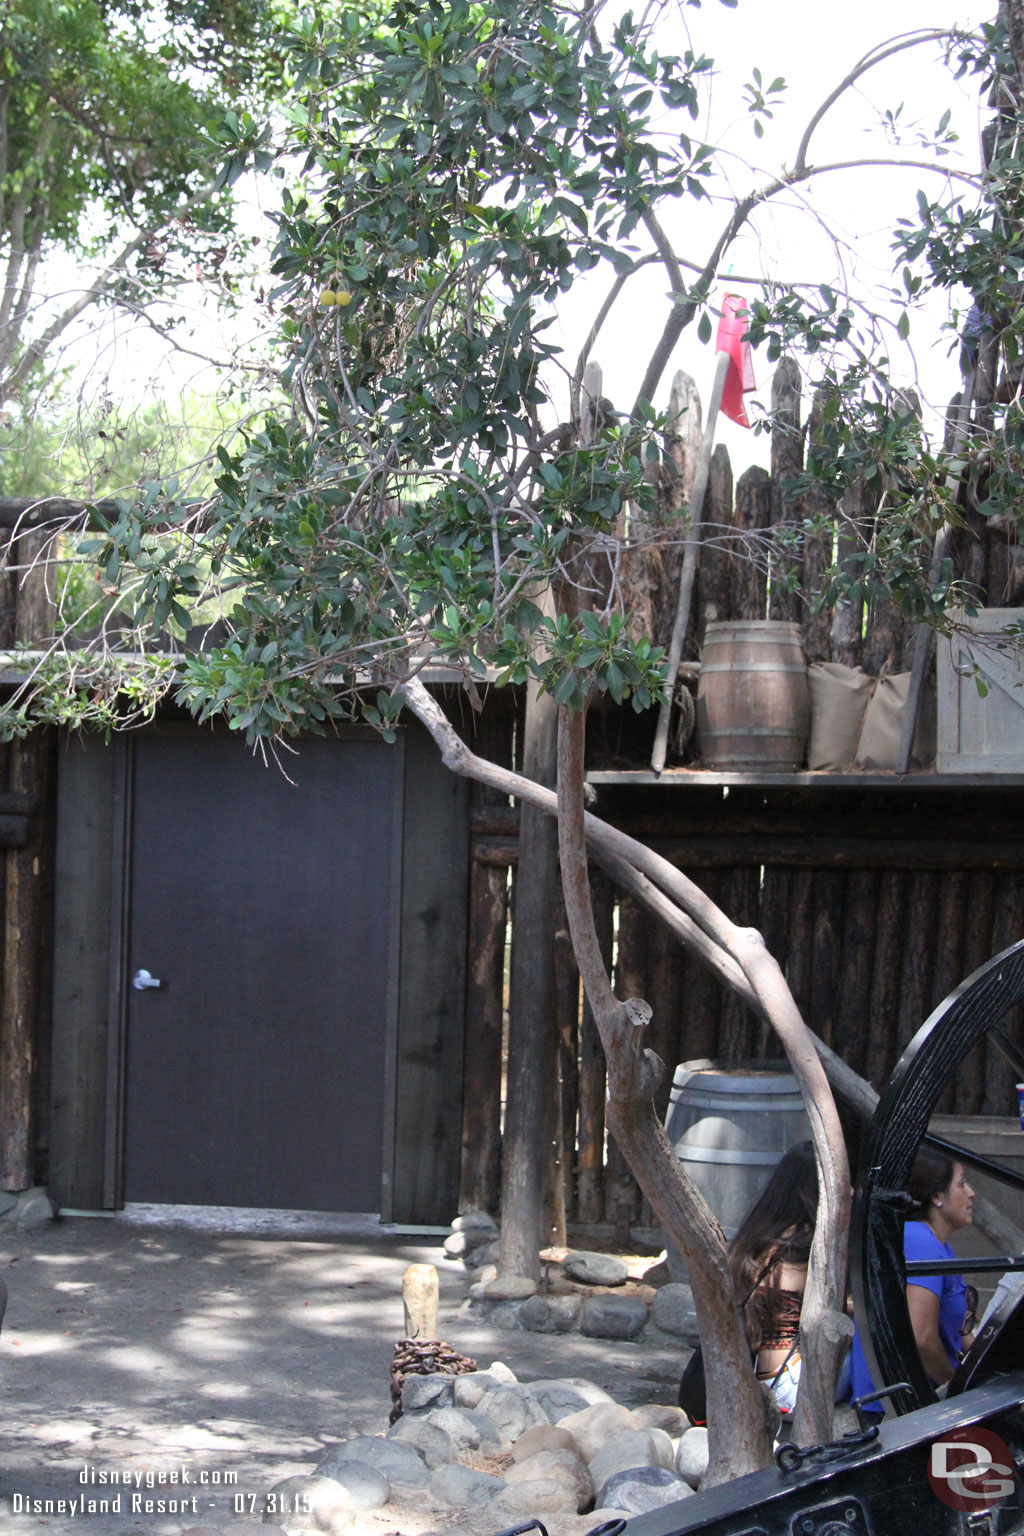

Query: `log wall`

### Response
(462, 781, 1024, 1229)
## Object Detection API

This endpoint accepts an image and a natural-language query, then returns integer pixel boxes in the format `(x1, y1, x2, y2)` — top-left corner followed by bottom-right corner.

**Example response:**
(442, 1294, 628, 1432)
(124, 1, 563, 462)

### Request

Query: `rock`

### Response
(428, 1463, 504, 1509)
(444, 1229, 494, 1260)
(512, 1425, 579, 1461)
(631, 1404, 691, 1437)
(580, 1294, 649, 1340)
(401, 1373, 454, 1413)
(0, 1191, 18, 1218)
(588, 1509, 633, 1525)
(558, 1402, 636, 1462)
(588, 1428, 670, 1491)
(476, 1385, 550, 1441)
(650, 1283, 699, 1342)
(387, 1415, 454, 1469)
(642, 1259, 672, 1286)
(453, 1366, 517, 1409)
(318, 1461, 389, 1511)
(527, 1379, 615, 1423)
(8, 1188, 56, 1229)
(504, 1449, 594, 1513)
(490, 1479, 578, 1517)
(675, 1427, 710, 1488)
(424, 1405, 500, 1452)
(263, 1474, 352, 1534)
(562, 1251, 629, 1287)
(520, 1295, 583, 1334)
(468, 1263, 498, 1288)
(483, 1276, 537, 1301)
(452, 1210, 499, 1237)
(598, 1466, 693, 1514)
(317, 1437, 429, 1491)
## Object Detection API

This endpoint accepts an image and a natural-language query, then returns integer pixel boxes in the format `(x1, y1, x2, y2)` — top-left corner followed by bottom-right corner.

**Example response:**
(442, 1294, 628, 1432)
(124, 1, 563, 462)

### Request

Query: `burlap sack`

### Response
(807, 663, 875, 770)
(853, 672, 936, 771)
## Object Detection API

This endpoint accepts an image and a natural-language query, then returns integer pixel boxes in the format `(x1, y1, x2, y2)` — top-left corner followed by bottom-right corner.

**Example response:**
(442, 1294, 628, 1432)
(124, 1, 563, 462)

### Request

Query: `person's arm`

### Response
(906, 1283, 955, 1384)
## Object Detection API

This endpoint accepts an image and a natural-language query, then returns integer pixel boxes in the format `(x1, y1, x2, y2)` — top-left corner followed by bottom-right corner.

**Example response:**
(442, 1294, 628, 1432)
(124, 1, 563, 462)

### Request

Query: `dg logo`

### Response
(928, 1426, 1016, 1513)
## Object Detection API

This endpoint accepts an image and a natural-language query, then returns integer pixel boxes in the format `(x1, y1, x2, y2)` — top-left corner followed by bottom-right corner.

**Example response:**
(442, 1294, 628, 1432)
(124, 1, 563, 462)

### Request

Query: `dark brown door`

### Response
(122, 732, 402, 1212)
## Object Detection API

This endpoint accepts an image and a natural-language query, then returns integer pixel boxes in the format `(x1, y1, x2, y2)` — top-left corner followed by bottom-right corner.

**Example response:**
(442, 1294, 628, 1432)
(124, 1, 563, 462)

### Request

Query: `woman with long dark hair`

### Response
(849, 1144, 977, 1405)
(729, 1139, 818, 1417)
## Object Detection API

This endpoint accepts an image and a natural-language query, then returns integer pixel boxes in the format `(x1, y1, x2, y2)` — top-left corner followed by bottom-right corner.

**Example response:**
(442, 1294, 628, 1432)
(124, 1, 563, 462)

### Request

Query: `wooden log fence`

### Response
(458, 358, 1024, 1234)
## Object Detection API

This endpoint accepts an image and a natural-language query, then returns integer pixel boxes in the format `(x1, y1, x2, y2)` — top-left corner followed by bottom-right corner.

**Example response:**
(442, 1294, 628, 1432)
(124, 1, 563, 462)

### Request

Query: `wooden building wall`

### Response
(459, 777, 1024, 1233)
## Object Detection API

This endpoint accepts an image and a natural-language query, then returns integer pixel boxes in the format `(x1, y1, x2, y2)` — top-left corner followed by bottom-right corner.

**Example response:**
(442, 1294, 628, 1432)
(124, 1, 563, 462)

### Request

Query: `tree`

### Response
(0, 0, 286, 406)
(4, 0, 1020, 1483)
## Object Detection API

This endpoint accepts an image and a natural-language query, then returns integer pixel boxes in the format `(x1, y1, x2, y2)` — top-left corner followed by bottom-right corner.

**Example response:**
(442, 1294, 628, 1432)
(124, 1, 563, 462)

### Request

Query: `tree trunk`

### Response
(403, 677, 851, 1464)
(498, 676, 559, 1282)
(555, 702, 774, 1485)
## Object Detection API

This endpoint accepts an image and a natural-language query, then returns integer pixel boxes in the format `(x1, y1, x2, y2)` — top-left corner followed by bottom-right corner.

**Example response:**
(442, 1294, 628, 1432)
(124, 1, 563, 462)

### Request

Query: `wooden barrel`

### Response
(663, 1060, 810, 1241)
(696, 620, 810, 770)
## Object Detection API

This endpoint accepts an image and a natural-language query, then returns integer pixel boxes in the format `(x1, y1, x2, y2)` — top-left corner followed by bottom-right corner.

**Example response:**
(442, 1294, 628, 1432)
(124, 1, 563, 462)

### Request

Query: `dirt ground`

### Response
(0, 1207, 684, 1536)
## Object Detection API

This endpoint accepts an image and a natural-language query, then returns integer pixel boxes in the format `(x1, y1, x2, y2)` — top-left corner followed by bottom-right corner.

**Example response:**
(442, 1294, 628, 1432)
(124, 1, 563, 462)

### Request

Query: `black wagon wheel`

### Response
(851, 937, 1024, 1418)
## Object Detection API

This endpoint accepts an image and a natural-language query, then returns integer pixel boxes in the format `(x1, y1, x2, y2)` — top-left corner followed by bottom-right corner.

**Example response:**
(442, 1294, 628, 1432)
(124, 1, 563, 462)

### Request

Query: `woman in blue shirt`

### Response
(850, 1146, 977, 1403)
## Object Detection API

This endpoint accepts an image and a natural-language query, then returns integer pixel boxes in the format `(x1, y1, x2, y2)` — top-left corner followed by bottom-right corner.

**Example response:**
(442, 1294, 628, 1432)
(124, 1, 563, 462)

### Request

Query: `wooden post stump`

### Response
(402, 1262, 439, 1340)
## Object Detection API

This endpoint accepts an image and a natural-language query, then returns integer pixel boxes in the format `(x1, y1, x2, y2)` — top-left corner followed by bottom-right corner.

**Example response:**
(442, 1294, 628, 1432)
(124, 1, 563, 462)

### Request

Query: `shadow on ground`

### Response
(0, 1208, 681, 1535)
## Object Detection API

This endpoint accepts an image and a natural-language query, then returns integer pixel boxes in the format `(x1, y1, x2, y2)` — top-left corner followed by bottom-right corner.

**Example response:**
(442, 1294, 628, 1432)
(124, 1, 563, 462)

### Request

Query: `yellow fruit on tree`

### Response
(335, 290, 352, 306)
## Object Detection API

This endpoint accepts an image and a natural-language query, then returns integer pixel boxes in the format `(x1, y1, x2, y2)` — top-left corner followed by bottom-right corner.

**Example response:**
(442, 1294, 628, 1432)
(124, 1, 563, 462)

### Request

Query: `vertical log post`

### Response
(498, 674, 559, 1282)
(768, 359, 803, 624)
(731, 466, 772, 620)
(1, 528, 54, 1189)
(802, 392, 837, 664)
(459, 859, 509, 1214)
(698, 444, 735, 640)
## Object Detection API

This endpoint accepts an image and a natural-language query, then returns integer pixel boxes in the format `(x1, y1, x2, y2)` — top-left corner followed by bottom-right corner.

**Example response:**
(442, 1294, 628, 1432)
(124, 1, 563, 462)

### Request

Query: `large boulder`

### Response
(489, 1480, 578, 1517)
(318, 1462, 389, 1512)
(562, 1251, 629, 1287)
(424, 1405, 501, 1452)
(386, 1415, 454, 1469)
(317, 1437, 428, 1492)
(557, 1402, 635, 1462)
(504, 1449, 594, 1513)
(511, 1425, 579, 1462)
(476, 1385, 549, 1441)
(632, 1404, 690, 1437)
(524, 1379, 614, 1422)
(263, 1475, 352, 1535)
(452, 1365, 517, 1409)
(579, 1294, 649, 1340)
(520, 1294, 583, 1334)
(588, 1429, 667, 1494)
(400, 1373, 454, 1413)
(428, 1463, 504, 1510)
(598, 1467, 694, 1514)
(675, 1427, 710, 1489)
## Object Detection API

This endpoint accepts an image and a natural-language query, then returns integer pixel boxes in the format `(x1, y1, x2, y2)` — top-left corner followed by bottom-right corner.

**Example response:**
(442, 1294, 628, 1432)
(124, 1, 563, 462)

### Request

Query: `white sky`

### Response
(45, 0, 992, 479)
(549, 0, 992, 467)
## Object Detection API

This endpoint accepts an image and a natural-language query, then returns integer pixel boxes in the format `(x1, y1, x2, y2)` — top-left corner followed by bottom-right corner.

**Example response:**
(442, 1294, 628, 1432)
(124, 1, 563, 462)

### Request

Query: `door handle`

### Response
(132, 968, 162, 991)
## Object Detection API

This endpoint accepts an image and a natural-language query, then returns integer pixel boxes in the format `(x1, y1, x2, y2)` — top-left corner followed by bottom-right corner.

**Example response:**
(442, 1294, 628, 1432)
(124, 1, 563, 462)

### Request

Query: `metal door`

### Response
(120, 731, 402, 1212)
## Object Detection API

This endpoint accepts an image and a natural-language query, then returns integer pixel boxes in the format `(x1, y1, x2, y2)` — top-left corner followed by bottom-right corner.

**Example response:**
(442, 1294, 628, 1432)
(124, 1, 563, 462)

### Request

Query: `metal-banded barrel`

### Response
(664, 1060, 811, 1241)
(696, 620, 810, 770)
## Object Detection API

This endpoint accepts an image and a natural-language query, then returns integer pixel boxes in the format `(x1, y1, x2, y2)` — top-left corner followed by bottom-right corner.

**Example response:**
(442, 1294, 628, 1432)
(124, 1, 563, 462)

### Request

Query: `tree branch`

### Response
(555, 701, 773, 1483)
(403, 675, 850, 1442)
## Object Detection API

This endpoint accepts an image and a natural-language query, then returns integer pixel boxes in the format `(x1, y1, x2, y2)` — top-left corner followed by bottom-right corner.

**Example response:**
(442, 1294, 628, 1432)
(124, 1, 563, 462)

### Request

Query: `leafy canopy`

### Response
(5, 2, 1023, 742)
